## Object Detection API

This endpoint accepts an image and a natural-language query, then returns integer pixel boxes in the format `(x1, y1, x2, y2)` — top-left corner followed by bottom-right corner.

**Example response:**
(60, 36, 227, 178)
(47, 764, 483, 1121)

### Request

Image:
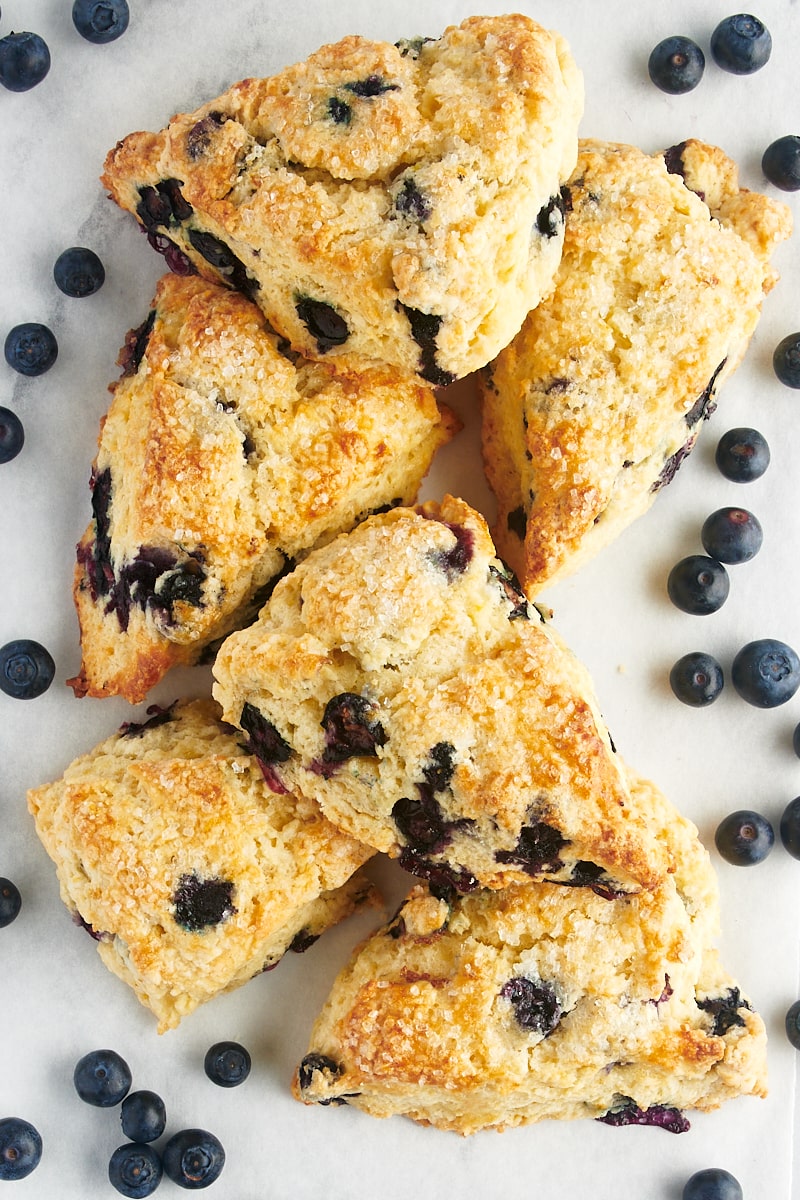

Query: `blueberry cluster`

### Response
(0, 3, 129, 92)
(73, 1047, 233, 1194)
(648, 13, 771, 95)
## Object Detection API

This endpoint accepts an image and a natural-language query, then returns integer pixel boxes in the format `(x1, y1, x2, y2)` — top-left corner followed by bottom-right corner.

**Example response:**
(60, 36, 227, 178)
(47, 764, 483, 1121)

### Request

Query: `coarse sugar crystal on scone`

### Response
(27, 698, 379, 1033)
(480, 138, 792, 595)
(67, 272, 456, 704)
(212, 495, 673, 897)
(100, 14, 583, 383)
(293, 769, 767, 1134)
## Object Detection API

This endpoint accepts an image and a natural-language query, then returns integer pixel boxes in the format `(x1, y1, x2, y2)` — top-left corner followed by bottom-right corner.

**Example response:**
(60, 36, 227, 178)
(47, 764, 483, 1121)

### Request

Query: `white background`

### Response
(1, 1, 799, 1196)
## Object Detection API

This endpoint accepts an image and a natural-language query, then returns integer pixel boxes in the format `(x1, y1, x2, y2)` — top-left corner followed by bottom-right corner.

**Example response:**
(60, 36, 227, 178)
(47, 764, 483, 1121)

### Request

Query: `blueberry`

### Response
(0, 878, 21, 927)
(762, 136, 800, 192)
(108, 1143, 162, 1198)
(715, 809, 774, 865)
(648, 36, 705, 94)
(793, 721, 800, 759)
(0, 31, 50, 91)
(731, 638, 800, 707)
(773, 331, 800, 387)
(710, 14, 771, 74)
(0, 639, 55, 699)
(715, 427, 770, 482)
(203, 1041, 251, 1088)
(320, 692, 387, 762)
(172, 872, 236, 932)
(499, 977, 562, 1036)
(162, 1129, 225, 1190)
(667, 555, 730, 615)
(53, 246, 106, 297)
(669, 652, 724, 707)
(120, 1091, 166, 1143)
(73, 1048, 132, 1107)
(0, 1117, 42, 1181)
(701, 507, 762, 564)
(697, 987, 751, 1035)
(682, 1167, 743, 1200)
(779, 796, 800, 859)
(72, 0, 129, 43)
(785, 999, 800, 1050)
(4, 322, 58, 376)
(0, 407, 24, 464)
(295, 296, 349, 353)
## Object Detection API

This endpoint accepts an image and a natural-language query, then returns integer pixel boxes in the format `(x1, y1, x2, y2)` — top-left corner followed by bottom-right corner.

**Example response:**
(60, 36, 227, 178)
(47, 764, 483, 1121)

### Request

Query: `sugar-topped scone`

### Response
(480, 138, 792, 594)
(213, 496, 672, 897)
(67, 273, 455, 704)
(293, 770, 767, 1134)
(27, 698, 379, 1032)
(100, 15, 583, 384)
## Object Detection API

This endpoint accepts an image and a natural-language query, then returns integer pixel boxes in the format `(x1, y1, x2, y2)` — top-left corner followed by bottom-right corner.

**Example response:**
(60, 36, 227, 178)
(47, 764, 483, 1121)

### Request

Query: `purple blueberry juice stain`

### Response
(597, 1098, 690, 1134)
(119, 701, 178, 738)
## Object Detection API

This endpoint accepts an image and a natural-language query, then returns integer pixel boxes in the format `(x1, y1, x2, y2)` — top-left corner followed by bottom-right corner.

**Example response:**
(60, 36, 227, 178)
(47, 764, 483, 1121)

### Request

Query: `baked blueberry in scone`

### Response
(293, 771, 767, 1134)
(27, 698, 379, 1032)
(480, 138, 792, 595)
(67, 273, 455, 703)
(212, 496, 672, 897)
(100, 15, 583, 382)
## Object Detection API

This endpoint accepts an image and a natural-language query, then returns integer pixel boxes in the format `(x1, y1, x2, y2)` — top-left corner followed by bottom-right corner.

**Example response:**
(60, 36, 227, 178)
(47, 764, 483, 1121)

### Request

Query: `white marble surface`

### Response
(1, 1, 799, 1196)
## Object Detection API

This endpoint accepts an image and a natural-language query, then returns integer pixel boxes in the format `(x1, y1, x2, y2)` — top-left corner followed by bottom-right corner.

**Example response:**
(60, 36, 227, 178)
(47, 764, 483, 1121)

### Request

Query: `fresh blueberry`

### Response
(72, 0, 130, 43)
(53, 246, 106, 297)
(0, 639, 55, 699)
(669, 652, 724, 707)
(682, 1167, 743, 1200)
(762, 136, 800, 192)
(731, 638, 800, 707)
(162, 1129, 225, 1190)
(715, 427, 770, 482)
(0, 407, 24, 464)
(203, 1041, 251, 1088)
(0, 1117, 42, 1181)
(648, 36, 705, 94)
(4, 322, 58, 376)
(667, 555, 729, 615)
(0, 878, 21, 927)
(73, 1049, 132, 1107)
(773, 331, 800, 386)
(785, 999, 800, 1050)
(108, 1143, 162, 1198)
(120, 1091, 166, 1143)
(779, 796, 800, 859)
(715, 809, 774, 865)
(701, 507, 762, 564)
(710, 14, 771, 73)
(0, 31, 50, 91)
(793, 721, 800, 759)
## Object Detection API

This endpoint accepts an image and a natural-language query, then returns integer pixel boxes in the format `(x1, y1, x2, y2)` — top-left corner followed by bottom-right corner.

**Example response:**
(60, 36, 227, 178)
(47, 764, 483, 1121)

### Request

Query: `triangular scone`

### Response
(27, 698, 378, 1032)
(67, 273, 455, 703)
(293, 770, 767, 1134)
(100, 15, 583, 383)
(213, 496, 670, 896)
(480, 138, 792, 594)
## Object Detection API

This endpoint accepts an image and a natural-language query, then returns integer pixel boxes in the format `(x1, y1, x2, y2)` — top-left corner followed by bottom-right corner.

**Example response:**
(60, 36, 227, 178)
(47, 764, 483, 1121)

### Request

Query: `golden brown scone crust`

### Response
(293, 770, 767, 1134)
(27, 698, 378, 1032)
(67, 273, 455, 703)
(100, 15, 583, 383)
(480, 138, 792, 594)
(213, 496, 672, 896)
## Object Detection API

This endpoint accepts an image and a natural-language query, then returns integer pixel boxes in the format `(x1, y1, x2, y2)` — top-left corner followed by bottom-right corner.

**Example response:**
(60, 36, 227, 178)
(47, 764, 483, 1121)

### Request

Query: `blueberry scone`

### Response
(293, 770, 767, 1134)
(213, 495, 672, 897)
(67, 273, 455, 703)
(27, 698, 379, 1032)
(100, 14, 583, 384)
(480, 138, 792, 594)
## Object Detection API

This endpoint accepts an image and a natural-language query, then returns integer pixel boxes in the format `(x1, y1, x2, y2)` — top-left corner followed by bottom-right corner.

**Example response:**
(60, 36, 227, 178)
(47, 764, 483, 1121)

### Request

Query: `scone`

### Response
(67, 273, 455, 703)
(100, 14, 583, 383)
(27, 698, 378, 1032)
(293, 771, 767, 1134)
(480, 138, 792, 594)
(213, 495, 672, 896)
